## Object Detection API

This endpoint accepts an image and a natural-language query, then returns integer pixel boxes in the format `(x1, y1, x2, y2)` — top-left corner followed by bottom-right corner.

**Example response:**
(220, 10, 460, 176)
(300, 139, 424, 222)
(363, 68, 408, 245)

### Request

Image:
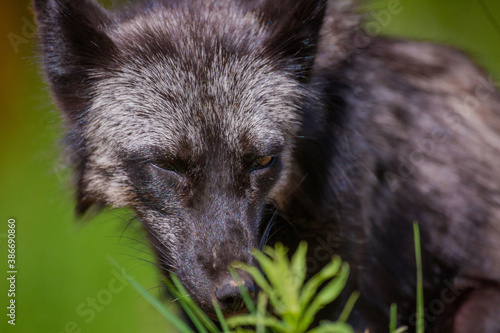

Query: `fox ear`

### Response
(33, 0, 116, 120)
(244, 0, 327, 79)
(34, 0, 115, 216)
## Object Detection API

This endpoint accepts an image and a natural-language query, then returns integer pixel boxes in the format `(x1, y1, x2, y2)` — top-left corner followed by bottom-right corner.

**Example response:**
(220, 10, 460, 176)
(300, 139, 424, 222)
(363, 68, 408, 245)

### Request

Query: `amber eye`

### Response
(152, 161, 177, 172)
(251, 156, 275, 171)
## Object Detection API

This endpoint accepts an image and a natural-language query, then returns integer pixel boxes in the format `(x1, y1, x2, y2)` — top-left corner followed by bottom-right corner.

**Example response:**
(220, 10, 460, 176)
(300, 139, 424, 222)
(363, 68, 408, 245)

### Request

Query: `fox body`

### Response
(33, 0, 500, 331)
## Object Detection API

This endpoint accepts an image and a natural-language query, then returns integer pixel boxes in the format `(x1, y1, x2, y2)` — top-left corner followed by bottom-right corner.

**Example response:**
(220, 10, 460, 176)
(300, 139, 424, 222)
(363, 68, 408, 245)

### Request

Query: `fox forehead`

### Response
(80, 0, 307, 157)
(86, 42, 302, 159)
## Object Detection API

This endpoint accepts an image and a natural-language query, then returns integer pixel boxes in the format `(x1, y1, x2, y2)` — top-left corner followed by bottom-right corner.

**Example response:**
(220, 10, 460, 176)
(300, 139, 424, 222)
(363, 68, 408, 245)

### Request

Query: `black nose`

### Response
(215, 277, 255, 313)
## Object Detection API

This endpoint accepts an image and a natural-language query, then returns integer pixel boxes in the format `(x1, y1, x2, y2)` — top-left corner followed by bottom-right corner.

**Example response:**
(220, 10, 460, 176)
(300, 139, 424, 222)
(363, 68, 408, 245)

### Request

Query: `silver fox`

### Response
(34, 0, 500, 331)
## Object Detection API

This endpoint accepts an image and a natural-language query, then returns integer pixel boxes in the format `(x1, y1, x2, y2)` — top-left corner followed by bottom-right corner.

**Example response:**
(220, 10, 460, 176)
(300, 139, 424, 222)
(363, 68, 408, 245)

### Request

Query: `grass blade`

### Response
(128, 278, 195, 332)
(165, 279, 208, 333)
(213, 301, 230, 333)
(337, 291, 359, 323)
(107, 257, 195, 333)
(170, 273, 220, 333)
(230, 267, 257, 314)
(389, 303, 397, 333)
(413, 222, 424, 333)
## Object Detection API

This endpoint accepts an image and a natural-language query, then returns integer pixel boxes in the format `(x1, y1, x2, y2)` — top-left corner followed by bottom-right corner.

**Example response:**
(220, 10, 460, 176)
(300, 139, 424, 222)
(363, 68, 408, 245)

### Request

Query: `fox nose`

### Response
(215, 276, 255, 313)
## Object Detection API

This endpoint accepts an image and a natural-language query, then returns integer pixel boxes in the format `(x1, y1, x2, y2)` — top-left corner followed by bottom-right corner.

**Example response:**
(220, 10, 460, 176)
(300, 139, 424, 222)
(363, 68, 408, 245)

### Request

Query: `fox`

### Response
(33, 0, 500, 332)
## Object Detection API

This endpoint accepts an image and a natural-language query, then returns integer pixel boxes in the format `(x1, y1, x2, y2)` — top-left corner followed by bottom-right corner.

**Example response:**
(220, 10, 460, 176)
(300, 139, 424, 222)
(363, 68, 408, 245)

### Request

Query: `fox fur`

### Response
(33, 0, 500, 331)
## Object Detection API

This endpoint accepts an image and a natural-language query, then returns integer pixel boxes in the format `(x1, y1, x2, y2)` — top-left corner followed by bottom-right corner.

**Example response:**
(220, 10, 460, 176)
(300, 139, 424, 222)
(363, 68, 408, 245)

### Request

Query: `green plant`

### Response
(114, 223, 425, 333)
(119, 242, 356, 333)
(228, 242, 356, 333)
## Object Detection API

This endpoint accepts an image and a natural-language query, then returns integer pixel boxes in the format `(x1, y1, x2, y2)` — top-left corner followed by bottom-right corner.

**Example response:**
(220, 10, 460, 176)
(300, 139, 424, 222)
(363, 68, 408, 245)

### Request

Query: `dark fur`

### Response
(33, 0, 500, 331)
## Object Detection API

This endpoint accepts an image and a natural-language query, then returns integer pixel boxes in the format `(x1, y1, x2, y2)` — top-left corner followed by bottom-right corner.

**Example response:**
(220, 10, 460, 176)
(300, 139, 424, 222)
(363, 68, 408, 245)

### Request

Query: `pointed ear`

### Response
(33, 0, 116, 120)
(245, 0, 327, 80)
(33, 0, 116, 216)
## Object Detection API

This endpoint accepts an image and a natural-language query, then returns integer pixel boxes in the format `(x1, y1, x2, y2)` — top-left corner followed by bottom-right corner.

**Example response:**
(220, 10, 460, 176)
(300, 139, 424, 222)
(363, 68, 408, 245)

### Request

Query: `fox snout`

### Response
(173, 235, 258, 317)
(151, 207, 261, 317)
(215, 272, 255, 315)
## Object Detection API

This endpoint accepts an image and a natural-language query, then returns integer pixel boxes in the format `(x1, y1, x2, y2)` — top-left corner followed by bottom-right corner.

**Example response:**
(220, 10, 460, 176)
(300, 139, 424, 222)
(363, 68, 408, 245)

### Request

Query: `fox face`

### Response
(33, 0, 327, 315)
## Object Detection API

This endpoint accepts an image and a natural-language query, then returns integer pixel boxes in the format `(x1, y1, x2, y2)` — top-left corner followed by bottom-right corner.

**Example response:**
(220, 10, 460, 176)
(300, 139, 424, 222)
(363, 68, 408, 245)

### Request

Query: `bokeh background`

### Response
(1, 0, 499, 332)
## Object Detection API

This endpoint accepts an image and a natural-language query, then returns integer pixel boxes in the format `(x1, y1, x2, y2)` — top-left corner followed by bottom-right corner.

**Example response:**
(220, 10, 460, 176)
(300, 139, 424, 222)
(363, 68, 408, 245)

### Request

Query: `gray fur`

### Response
(33, 0, 500, 331)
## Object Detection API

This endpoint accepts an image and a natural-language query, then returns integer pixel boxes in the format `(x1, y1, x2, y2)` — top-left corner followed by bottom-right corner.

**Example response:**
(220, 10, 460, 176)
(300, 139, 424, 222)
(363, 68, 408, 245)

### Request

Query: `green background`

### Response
(1, 0, 499, 332)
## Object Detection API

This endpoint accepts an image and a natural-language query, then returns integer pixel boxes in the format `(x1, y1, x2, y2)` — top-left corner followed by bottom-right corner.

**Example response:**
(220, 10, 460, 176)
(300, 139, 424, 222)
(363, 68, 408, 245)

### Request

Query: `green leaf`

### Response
(337, 292, 359, 323)
(299, 264, 349, 331)
(234, 262, 283, 312)
(290, 242, 308, 285)
(306, 322, 354, 333)
(227, 314, 289, 331)
(300, 258, 342, 311)
(233, 329, 257, 333)
(256, 292, 269, 333)
(253, 248, 286, 295)
(289, 242, 309, 303)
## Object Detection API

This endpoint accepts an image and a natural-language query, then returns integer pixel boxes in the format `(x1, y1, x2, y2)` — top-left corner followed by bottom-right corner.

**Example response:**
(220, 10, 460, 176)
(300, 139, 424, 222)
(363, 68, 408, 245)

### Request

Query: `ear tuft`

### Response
(33, 0, 116, 118)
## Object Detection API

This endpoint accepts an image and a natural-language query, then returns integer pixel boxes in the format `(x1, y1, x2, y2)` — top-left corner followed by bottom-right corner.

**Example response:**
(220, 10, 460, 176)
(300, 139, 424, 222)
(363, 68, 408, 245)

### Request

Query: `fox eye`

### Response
(152, 161, 178, 172)
(251, 156, 275, 171)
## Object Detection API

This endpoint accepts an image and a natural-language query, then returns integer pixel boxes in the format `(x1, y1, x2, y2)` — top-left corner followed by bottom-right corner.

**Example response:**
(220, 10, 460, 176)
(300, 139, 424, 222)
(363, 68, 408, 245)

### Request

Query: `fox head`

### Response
(33, 0, 330, 316)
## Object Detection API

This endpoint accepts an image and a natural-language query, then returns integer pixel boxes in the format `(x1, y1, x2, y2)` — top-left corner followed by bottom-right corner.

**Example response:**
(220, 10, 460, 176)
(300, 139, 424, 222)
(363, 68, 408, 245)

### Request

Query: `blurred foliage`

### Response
(0, 0, 499, 332)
